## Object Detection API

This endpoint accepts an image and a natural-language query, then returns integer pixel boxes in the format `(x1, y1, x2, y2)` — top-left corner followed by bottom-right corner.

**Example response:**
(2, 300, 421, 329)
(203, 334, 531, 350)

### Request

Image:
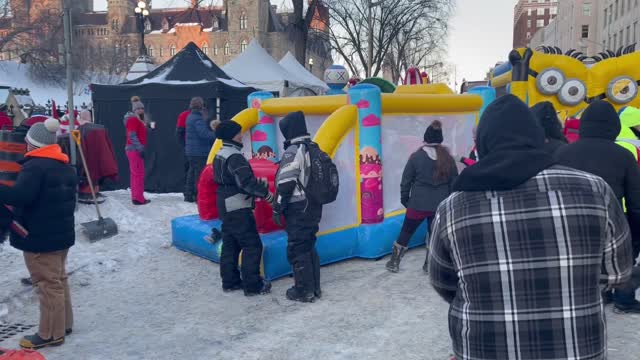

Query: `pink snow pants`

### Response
(126, 151, 146, 203)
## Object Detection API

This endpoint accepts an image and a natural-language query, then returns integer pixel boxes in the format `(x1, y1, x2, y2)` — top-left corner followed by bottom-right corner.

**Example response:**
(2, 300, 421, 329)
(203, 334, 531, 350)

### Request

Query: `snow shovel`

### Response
(71, 130, 118, 242)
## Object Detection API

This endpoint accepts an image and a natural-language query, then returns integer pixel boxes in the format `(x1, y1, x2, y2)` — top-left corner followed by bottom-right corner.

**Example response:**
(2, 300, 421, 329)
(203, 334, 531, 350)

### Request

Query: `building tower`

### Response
(108, 0, 135, 34)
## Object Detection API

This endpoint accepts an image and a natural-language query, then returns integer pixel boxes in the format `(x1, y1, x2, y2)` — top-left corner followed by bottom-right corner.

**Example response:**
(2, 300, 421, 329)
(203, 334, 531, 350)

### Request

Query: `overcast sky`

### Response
(94, 0, 517, 83)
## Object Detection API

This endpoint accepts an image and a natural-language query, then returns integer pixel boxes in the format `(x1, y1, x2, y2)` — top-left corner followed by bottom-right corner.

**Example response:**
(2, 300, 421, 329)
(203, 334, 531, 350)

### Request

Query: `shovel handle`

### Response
(71, 130, 82, 146)
(71, 130, 103, 219)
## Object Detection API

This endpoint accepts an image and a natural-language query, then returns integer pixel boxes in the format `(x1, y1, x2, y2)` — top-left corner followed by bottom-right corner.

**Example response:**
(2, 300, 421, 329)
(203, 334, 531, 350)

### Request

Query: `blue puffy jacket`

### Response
(185, 110, 216, 157)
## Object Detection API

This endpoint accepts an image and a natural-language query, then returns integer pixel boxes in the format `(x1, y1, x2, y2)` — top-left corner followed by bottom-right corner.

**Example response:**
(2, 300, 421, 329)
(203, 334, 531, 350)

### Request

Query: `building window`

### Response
(537, 8, 545, 15)
(240, 12, 248, 30)
(615, 0, 619, 19)
(526, 32, 531, 39)
(145, 19, 151, 32)
(240, 40, 247, 52)
(202, 43, 209, 55)
(583, 3, 591, 16)
(581, 25, 589, 38)
(170, 45, 176, 56)
(527, 9, 532, 16)
(527, 19, 532, 27)
(160, 47, 164, 57)
(126, 44, 131, 56)
(214, 44, 219, 55)
(604, 8, 608, 26)
(620, 29, 624, 46)
(627, 25, 632, 44)
(148, 46, 154, 57)
(609, 5, 613, 24)
(213, 18, 219, 28)
(537, 19, 544, 27)
(622, 0, 625, 13)
(634, 22, 638, 43)
(550, 7, 557, 15)
(614, 34, 618, 48)
(224, 43, 230, 55)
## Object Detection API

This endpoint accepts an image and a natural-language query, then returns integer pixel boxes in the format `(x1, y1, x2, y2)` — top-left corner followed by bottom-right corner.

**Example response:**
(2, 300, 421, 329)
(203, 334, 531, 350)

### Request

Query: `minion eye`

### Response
(537, 68, 565, 95)
(607, 76, 638, 104)
(558, 79, 586, 106)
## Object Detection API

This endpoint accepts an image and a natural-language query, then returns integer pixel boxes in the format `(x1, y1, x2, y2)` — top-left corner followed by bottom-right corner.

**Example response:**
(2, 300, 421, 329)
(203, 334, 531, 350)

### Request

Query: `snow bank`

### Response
(0, 61, 121, 106)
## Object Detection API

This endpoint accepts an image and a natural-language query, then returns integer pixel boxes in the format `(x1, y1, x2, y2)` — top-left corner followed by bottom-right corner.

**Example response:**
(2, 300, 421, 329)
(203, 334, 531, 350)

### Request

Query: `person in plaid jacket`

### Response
(429, 95, 633, 360)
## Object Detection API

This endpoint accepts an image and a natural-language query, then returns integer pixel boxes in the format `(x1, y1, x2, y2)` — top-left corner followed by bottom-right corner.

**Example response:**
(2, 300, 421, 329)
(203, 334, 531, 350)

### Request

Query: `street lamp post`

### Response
(134, 1, 149, 56)
(309, 58, 314, 74)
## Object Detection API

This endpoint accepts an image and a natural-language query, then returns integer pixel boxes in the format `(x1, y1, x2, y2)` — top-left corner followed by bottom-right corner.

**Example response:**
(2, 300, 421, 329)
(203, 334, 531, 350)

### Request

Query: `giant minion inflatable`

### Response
(489, 45, 640, 117)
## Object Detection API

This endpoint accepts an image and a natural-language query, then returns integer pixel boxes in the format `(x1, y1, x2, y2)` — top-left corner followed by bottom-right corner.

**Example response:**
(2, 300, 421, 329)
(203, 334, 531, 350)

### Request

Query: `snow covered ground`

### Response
(1, 191, 640, 360)
(0, 61, 122, 105)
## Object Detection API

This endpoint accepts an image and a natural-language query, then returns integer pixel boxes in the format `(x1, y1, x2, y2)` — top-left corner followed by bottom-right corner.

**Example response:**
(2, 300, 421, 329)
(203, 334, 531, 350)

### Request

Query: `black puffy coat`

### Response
(555, 100, 640, 256)
(0, 145, 77, 253)
(401, 147, 458, 212)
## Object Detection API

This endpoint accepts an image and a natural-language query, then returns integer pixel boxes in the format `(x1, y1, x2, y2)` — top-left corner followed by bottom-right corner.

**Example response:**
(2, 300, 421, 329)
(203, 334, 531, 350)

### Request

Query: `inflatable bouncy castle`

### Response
(172, 85, 481, 280)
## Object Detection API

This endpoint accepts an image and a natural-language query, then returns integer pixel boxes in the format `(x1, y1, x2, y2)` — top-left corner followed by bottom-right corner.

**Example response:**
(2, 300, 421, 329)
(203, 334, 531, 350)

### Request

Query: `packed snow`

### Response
(1, 191, 640, 359)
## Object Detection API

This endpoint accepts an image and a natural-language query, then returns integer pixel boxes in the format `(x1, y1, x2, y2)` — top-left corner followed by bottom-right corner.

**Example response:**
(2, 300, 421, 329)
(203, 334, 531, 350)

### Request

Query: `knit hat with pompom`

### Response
(26, 118, 60, 148)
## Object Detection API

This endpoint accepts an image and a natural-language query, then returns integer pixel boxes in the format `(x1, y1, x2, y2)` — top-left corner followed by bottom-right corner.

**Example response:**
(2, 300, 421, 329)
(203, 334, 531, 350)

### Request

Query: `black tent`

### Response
(92, 42, 254, 193)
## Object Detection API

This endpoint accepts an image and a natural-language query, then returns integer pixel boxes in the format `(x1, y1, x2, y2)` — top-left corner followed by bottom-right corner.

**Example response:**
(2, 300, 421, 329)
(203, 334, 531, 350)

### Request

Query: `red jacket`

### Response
(125, 115, 147, 150)
(81, 125, 118, 183)
(0, 112, 11, 130)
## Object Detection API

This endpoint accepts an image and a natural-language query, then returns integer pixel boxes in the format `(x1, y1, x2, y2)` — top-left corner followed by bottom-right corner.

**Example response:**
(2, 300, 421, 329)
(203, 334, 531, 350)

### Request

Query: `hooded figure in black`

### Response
(273, 111, 323, 303)
(213, 120, 274, 296)
(555, 100, 640, 313)
(453, 95, 555, 192)
(531, 101, 568, 155)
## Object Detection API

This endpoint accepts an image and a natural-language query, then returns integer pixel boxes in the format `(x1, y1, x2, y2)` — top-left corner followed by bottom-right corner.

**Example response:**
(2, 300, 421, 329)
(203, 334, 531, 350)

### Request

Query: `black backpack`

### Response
(300, 142, 339, 205)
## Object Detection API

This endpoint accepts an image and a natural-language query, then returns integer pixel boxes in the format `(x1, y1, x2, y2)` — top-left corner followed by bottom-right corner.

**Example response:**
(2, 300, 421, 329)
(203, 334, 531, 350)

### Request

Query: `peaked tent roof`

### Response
(222, 39, 304, 93)
(123, 42, 245, 87)
(279, 52, 328, 93)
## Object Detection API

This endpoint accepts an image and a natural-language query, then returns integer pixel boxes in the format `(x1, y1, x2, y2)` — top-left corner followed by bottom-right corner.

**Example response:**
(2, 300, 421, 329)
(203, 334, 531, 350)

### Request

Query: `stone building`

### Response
(529, 0, 603, 56)
(599, 0, 640, 52)
(2, 0, 331, 78)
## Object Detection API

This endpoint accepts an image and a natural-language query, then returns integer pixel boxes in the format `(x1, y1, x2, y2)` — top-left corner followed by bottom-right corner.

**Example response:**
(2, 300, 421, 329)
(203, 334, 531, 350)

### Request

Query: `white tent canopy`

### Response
(223, 40, 313, 95)
(279, 52, 328, 95)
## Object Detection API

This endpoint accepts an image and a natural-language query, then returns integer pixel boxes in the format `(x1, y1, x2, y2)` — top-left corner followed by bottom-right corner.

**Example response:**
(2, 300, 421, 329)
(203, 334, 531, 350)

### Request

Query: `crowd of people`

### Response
(3, 91, 640, 360)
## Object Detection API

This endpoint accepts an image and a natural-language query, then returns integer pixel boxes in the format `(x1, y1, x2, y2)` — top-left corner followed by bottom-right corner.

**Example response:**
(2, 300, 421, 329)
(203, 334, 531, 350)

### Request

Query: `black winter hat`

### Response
(424, 120, 444, 144)
(216, 120, 242, 141)
(279, 111, 309, 141)
(579, 100, 621, 140)
(531, 101, 567, 143)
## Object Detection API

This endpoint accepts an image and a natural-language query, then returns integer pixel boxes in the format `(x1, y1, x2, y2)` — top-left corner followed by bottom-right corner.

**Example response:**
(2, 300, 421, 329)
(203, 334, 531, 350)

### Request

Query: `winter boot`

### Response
(423, 247, 430, 274)
(223, 282, 243, 293)
(286, 255, 315, 303)
(385, 242, 408, 273)
(19, 333, 64, 349)
(244, 279, 272, 297)
(311, 249, 322, 299)
(614, 299, 640, 313)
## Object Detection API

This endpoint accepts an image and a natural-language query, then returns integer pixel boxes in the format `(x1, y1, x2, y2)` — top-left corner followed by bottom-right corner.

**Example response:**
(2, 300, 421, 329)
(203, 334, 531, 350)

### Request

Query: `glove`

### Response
(210, 120, 221, 130)
(258, 177, 269, 188)
(265, 192, 275, 205)
(273, 211, 284, 227)
(401, 198, 408, 208)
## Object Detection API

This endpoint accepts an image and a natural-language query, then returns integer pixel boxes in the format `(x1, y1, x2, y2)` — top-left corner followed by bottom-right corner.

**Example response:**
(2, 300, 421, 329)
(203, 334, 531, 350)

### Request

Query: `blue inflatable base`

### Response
(172, 214, 427, 280)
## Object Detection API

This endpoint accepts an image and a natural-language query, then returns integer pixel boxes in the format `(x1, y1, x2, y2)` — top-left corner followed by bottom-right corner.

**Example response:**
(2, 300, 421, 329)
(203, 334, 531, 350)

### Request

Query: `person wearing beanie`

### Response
(213, 120, 274, 296)
(273, 111, 325, 303)
(184, 96, 216, 203)
(0, 117, 77, 349)
(531, 101, 568, 155)
(125, 99, 149, 205)
(386, 120, 458, 273)
(556, 100, 640, 313)
(429, 95, 632, 360)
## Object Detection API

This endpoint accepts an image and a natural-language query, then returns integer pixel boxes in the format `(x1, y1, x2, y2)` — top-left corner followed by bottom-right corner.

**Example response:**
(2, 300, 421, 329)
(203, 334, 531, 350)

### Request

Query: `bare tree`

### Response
(289, 0, 320, 64)
(325, 0, 453, 78)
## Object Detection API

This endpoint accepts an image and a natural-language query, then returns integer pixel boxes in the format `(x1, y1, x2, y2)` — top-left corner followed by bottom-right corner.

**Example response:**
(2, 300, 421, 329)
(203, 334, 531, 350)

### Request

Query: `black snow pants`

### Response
(219, 208, 264, 292)
(284, 201, 323, 293)
(186, 156, 207, 199)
